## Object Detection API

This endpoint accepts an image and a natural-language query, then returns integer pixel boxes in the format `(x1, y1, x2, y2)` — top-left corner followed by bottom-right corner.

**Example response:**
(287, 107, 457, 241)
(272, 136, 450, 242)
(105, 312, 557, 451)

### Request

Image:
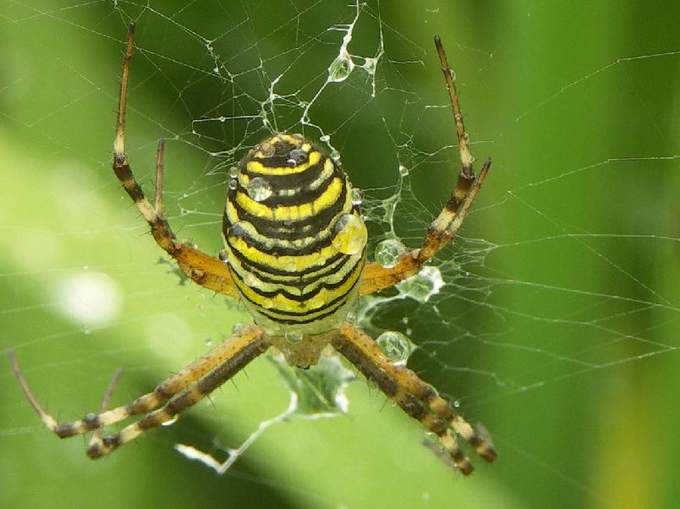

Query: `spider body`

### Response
(224, 134, 366, 339)
(9, 26, 496, 476)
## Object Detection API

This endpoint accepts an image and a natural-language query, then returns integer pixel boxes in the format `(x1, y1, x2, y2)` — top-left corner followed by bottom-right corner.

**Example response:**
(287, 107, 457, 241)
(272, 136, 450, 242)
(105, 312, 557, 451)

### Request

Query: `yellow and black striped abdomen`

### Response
(223, 134, 367, 332)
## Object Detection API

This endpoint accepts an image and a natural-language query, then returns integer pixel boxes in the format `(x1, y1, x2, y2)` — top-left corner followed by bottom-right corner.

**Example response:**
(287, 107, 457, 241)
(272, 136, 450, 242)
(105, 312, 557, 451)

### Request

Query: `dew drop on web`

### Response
(328, 53, 354, 82)
(377, 331, 415, 366)
(397, 266, 444, 302)
(374, 238, 406, 268)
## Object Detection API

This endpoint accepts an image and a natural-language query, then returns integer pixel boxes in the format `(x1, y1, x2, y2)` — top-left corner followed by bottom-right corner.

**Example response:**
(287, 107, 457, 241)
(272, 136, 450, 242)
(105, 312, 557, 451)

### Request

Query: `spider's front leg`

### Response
(332, 322, 496, 476)
(112, 23, 238, 298)
(359, 35, 491, 296)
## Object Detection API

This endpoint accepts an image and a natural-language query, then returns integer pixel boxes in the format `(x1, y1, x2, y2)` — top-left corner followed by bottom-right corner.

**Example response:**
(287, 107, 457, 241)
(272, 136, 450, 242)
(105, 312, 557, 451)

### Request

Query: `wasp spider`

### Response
(9, 24, 495, 476)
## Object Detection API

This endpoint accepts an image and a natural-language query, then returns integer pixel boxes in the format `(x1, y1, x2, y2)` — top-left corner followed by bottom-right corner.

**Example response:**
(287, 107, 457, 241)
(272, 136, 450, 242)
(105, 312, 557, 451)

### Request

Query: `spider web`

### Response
(2, 1, 680, 509)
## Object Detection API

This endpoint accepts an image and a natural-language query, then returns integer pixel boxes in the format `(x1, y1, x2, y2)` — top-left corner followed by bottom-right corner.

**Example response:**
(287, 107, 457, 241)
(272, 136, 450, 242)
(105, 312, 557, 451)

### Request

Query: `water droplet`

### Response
(351, 187, 363, 206)
(161, 415, 179, 427)
(374, 238, 406, 268)
(228, 166, 239, 178)
(328, 53, 354, 82)
(247, 176, 272, 202)
(332, 214, 367, 255)
(228, 179, 238, 190)
(227, 221, 248, 240)
(320, 134, 330, 143)
(377, 331, 415, 366)
(232, 322, 245, 334)
(398, 165, 409, 177)
(397, 266, 444, 302)
(330, 149, 341, 162)
(287, 148, 307, 166)
(285, 331, 303, 343)
(362, 57, 378, 75)
(204, 337, 213, 347)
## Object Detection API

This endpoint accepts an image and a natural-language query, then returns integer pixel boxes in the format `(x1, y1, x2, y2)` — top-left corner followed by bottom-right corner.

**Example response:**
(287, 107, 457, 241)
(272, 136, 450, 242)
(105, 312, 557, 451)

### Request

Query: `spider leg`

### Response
(332, 322, 496, 476)
(112, 23, 238, 298)
(88, 368, 124, 450)
(88, 330, 270, 458)
(359, 35, 491, 296)
(7, 325, 266, 439)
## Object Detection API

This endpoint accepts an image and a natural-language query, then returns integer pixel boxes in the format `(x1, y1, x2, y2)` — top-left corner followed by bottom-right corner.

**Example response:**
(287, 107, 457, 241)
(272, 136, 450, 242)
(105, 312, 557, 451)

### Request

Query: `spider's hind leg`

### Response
(7, 325, 267, 444)
(87, 329, 270, 458)
(332, 322, 496, 476)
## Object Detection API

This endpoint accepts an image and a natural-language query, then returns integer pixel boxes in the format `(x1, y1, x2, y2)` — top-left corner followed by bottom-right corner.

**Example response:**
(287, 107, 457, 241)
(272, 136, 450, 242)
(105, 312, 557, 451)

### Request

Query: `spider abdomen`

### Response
(223, 134, 367, 332)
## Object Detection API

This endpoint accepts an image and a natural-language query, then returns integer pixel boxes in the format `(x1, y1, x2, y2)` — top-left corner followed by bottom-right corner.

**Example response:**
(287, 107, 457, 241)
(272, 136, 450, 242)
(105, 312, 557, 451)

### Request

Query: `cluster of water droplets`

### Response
(228, 166, 238, 191)
(364, 257, 443, 366)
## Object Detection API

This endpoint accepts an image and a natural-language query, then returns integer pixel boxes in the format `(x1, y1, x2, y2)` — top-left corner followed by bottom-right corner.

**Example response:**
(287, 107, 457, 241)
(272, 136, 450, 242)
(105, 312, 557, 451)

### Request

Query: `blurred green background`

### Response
(2, 1, 680, 508)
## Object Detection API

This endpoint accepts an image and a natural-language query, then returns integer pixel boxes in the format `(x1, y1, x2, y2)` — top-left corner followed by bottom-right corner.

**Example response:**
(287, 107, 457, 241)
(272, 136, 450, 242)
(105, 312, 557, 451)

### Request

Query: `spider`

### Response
(9, 23, 495, 476)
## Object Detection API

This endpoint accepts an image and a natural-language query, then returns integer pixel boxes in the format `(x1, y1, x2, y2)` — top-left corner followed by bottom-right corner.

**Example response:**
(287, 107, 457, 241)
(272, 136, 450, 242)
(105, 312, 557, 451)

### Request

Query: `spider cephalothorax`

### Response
(10, 25, 496, 476)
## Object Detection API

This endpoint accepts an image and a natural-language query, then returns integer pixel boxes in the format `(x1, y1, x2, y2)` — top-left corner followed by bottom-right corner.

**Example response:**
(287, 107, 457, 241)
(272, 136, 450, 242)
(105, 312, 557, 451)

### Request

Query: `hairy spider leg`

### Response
(333, 322, 496, 475)
(359, 35, 491, 296)
(87, 330, 269, 458)
(112, 23, 238, 298)
(7, 325, 267, 439)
